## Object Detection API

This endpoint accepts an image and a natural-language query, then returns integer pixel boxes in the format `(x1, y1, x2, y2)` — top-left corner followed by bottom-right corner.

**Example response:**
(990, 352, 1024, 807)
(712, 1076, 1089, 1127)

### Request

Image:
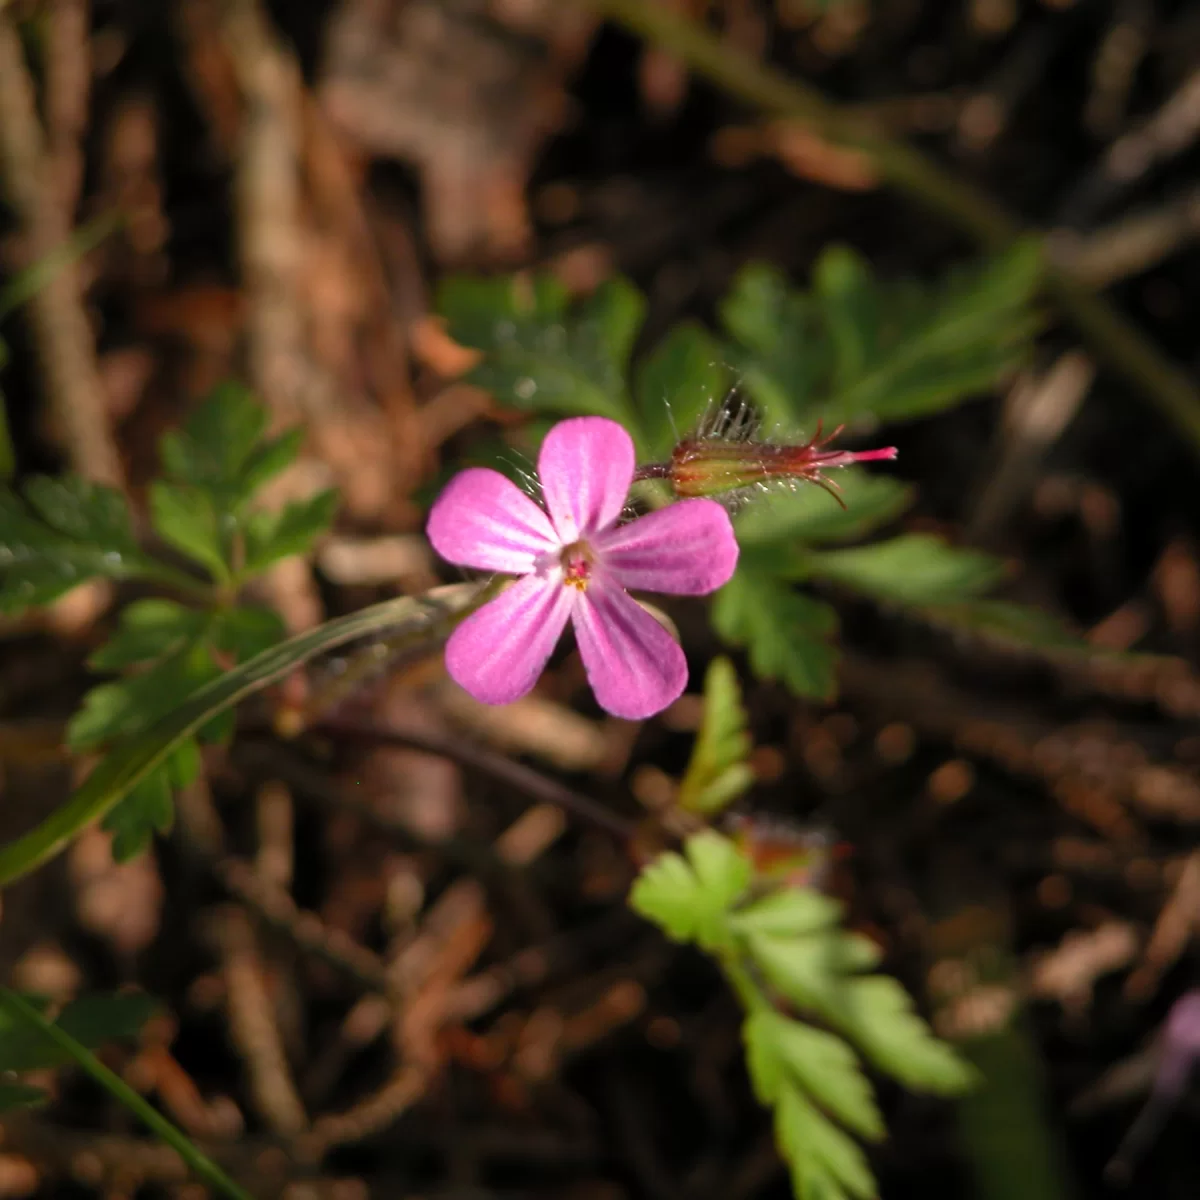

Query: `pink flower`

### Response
(427, 417, 739, 719)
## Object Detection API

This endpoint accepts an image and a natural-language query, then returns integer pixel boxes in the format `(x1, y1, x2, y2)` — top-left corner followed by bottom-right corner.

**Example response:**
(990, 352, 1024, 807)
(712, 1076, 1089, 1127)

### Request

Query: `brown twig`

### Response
(1059, 64, 1200, 226)
(0, 11, 122, 485)
(212, 857, 388, 993)
(206, 905, 309, 1137)
(311, 719, 637, 842)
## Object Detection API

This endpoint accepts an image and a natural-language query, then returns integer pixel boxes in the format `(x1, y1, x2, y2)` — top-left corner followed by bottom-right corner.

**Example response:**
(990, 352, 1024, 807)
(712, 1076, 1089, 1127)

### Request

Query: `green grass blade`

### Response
(0, 210, 122, 322)
(0, 988, 255, 1200)
(0, 582, 483, 887)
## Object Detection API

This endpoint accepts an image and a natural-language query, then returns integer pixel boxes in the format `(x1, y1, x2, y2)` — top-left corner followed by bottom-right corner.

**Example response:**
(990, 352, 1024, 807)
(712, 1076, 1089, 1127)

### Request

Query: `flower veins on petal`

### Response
(426, 417, 739, 720)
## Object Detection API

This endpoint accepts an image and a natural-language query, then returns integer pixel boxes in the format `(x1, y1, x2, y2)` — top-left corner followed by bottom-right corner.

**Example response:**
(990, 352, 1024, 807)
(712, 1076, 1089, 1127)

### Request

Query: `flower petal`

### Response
(445, 575, 573, 705)
(427, 468, 557, 573)
(572, 577, 687, 719)
(537, 417, 634, 543)
(593, 498, 739, 594)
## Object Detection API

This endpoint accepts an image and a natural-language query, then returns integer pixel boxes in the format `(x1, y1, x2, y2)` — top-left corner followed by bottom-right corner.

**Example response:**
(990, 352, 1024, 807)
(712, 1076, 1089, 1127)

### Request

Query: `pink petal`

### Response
(427, 468, 557, 574)
(537, 417, 634, 543)
(444, 575, 573, 705)
(572, 578, 687, 719)
(593, 499, 739, 594)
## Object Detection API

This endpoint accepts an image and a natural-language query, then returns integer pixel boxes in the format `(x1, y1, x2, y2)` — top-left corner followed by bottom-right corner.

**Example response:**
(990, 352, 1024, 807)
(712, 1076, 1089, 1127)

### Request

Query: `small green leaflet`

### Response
(776, 1084, 877, 1200)
(152, 384, 333, 582)
(720, 263, 828, 428)
(0, 1083, 49, 1112)
(634, 322, 730, 458)
(678, 657, 754, 816)
(745, 1009, 884, 1140)
(732, 467, 912, 548)
(629, 829, 752, 951)
(722, 242, 1041, 428)
(159, 381, 301, 510)
(809, 534, 1005, 606)
(713, 569, 840, 700)
(68, 597, 287, 862)
(0, 476, 180, 613)
(150, 482, 229, 583)
(0, 990, 157, 1074)
(436, 275, 639, 424)
(242, 488, 339, 574)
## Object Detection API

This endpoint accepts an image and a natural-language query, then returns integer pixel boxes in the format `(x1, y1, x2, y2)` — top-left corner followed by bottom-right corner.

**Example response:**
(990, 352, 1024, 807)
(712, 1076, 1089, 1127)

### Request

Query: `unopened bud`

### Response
(637, 421, 897, 506)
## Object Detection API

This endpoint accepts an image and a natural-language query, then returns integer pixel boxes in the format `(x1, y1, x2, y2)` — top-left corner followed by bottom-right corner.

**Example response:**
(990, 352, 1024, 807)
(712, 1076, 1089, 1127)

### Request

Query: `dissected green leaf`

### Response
(0, 477, 165, 612)
(163, 736, 202, 789)
(159, 382, 270, 502)
(237, 427, 304, 501)
(242, 487, 338, 574)
(685, 830, 753, 949)
(437, 274, 636, 422)
(810, 534, 1005, 606)
(840, 975, 977, 1095)
(722, 243, 1040, 429)
(149, 482, 229, 582)
(720, 263, 827, 427)
(733, 468, 912, 548)
(815, 241, 1042, 424)
(745, 1010, 884, 1140)
(729, 888, 843, 939)
(103, 765, 174, 861)
(155, 385, 317, 571)
(629, 850, 704, 943)
(678, 657, 754, 816)
(630, 831, 752, 950)
(776, 1082, 877, 1200)
(211, 605, 287, 661)
(713, 570, 840, 700)
(68, 639, 221, 750)
(88, 599, 208, 670)
(0, 1082, 48, 1111)
(56, 993, 160, 1051)
(0, 991, 156, 1071)
(743, 927, 849, 1019)
(634, 321, 729, 458)
(923, 599, 1085, 652)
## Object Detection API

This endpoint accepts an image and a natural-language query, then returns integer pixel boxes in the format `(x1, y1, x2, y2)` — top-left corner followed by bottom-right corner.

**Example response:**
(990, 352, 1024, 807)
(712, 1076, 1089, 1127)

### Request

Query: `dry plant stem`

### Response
(213, 856, 388, 992)
(221, 0, 307, 423)
(210, 905, 309, 1137)
(0, 13, 122, 486)
(1060, 65, 1200, 226)
(583, 0, 1200, 454)
(313, 719, 637, 842)
(1049, 186, 1200, 288)
(1123, 851, 1200, 1003)
(969, 351, 1095, 544)
(44, 0, 90, 213)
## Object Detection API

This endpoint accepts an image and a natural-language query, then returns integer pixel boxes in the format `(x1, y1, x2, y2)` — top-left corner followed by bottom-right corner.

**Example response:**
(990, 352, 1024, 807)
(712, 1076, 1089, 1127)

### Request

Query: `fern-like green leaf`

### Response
(678, 657, 754, 816)
(437, 275, 637, 423)
(809, 534, 1005, 606)
(713, 569, 840, 699)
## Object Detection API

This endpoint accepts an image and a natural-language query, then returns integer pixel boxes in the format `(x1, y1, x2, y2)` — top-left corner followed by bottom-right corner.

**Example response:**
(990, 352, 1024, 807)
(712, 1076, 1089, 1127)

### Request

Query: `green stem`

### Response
(583, 0, 1200, 453)
(0, 989, 255, 1200)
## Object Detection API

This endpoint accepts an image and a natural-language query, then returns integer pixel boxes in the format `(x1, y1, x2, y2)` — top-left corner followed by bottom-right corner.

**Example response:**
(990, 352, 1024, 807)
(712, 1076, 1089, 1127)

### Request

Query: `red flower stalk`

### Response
(636, 419, 897, 507)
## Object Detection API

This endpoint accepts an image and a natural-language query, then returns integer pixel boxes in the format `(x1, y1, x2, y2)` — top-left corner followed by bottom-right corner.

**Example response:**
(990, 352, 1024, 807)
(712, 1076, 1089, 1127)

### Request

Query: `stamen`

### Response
(560, 540, 593, 591)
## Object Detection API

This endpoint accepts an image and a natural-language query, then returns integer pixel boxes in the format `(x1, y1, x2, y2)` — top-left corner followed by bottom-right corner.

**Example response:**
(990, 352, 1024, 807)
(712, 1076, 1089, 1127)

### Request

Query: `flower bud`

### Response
(639, 421, 897, 506)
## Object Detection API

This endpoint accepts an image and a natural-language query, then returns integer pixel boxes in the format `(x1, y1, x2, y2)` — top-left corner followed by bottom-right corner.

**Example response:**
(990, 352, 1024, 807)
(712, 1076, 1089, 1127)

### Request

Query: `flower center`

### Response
(560, 540, 593, 591)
